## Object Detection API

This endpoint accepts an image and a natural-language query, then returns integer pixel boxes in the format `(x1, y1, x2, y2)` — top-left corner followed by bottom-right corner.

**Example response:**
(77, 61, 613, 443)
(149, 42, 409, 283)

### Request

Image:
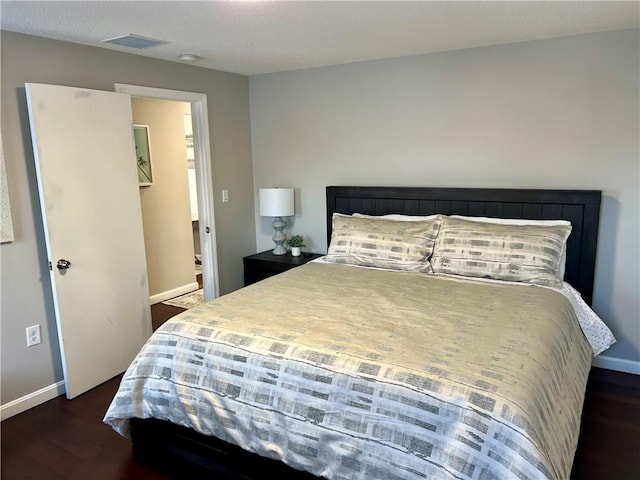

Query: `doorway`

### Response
(131, 97, 199, 304)
(115, 84, 219, 302)
(183, 107, 203, 282)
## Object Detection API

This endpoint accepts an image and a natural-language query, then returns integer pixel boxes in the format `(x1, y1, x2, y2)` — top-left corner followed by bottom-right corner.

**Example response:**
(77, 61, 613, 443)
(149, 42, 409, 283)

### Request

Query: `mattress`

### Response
(104, 262, 595, 480)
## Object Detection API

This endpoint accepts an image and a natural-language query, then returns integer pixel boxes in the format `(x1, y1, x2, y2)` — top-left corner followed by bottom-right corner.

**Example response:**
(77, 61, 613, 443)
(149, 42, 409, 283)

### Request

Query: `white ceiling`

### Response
(1, 1, 638, 76)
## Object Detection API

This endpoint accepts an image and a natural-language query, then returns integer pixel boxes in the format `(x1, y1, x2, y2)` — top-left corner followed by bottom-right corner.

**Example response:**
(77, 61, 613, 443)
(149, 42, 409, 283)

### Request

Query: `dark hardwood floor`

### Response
(2, 302, 639, 479)
(150, 301, 185, 332)
(571, 367, 640, 480)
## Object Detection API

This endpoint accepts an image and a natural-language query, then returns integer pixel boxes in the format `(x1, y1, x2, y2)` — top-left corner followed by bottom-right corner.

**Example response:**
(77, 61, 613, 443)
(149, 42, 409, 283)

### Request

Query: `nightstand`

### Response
(243, 250, 324, 286)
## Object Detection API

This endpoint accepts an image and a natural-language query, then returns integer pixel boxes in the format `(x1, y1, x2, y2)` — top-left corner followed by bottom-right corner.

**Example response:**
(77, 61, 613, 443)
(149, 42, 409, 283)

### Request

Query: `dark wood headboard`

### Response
(326, 186, 601, 305)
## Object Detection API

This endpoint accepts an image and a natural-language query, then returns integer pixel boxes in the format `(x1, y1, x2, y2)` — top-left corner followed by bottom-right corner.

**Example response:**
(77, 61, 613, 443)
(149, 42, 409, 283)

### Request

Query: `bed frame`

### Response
(131, 186, 602, 479)
(327, 186, 601, 305)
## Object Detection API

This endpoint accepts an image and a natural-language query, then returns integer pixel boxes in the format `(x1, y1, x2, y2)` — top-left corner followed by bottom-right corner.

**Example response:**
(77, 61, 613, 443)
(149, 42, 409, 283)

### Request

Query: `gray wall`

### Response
(250, 30, 639, 363)
(0, 31, 255, 404)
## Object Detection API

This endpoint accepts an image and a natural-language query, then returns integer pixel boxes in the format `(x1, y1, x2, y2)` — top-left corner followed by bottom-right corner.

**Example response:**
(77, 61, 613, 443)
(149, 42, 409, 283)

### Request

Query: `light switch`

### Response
(222, 189, 229, 203)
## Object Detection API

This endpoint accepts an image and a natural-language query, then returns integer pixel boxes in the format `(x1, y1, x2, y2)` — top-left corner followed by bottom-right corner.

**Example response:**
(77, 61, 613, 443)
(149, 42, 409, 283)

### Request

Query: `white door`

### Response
(26, 83, 152, 399)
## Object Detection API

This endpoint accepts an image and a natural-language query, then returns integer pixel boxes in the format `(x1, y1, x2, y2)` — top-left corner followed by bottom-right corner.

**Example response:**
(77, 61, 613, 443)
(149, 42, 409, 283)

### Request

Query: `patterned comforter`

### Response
(104, 262, 593, 480)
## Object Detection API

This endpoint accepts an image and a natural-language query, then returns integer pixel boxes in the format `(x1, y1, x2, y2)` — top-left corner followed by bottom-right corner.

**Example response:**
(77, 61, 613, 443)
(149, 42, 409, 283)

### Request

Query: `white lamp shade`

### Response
(259, 188, 295, 217)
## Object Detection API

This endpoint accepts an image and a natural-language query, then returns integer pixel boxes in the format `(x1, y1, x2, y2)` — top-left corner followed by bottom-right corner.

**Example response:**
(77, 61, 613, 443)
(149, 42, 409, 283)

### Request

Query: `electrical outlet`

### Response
(26, 325, 41, 347)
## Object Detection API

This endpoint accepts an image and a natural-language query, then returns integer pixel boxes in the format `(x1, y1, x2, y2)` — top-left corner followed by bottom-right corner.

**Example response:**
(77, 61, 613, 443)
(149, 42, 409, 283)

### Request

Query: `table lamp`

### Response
(259, 187, 295, 255)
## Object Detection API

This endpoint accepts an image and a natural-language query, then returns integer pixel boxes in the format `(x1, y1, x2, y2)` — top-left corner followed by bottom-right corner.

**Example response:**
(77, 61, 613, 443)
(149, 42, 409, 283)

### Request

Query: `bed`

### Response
(104, 186, 615, 480)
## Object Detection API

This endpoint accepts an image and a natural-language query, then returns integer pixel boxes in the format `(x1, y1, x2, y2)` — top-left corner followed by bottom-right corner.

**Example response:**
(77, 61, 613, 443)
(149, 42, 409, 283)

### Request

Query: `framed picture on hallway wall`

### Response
(133, 124, 153, 186)
(0, 129, 15, 243)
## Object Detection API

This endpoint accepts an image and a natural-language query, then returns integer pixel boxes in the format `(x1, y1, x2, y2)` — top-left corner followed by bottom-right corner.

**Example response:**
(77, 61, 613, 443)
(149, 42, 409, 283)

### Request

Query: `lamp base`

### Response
(271, 216, 287, 255)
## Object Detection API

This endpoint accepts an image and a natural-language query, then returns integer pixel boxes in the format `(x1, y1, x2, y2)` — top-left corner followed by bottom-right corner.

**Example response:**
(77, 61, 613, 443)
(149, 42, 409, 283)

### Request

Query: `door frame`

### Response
(115, 84, 220, 300)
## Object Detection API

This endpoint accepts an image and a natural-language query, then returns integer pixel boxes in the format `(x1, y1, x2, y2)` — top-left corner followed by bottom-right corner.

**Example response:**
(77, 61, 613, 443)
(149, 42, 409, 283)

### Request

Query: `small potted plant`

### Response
(286, 234, 305, 257)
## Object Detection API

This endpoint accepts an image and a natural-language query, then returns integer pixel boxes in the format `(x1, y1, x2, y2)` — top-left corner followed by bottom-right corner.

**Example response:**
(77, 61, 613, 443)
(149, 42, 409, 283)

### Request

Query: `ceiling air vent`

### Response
(102, 34, 168, 49)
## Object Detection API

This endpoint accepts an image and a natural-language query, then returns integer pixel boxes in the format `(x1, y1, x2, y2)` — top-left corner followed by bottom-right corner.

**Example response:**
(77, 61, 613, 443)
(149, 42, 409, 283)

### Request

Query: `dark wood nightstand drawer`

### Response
(243, 250, 323, 286)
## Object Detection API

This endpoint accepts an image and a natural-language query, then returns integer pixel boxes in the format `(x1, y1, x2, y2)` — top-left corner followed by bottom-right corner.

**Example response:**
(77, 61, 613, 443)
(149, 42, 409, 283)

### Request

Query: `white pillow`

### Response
(450, 215, 571, 227)
(353, 213, 441, 222)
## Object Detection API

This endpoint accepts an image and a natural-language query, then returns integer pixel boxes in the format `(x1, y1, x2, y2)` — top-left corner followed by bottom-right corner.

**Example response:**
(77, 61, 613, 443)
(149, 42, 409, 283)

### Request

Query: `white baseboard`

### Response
(1, 380, 65, 420)
(150, 282, 199, 305)
(592, 355, 640, 375)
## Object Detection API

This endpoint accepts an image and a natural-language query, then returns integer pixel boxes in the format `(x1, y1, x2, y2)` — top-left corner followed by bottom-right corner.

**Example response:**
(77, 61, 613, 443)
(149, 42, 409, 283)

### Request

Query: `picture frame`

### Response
(1, 129, 15, 243)
(133, 124, 153, 186)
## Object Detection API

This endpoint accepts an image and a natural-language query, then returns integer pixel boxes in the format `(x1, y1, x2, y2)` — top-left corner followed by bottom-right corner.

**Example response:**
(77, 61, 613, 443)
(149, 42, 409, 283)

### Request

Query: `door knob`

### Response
(56, 259, 71, 270)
